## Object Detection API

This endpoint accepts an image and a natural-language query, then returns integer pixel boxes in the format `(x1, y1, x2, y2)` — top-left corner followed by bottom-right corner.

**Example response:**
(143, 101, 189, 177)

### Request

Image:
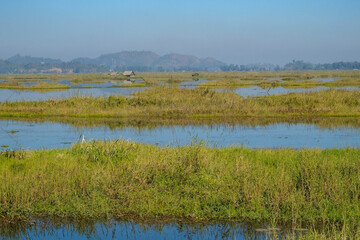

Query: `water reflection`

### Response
(311, 78, 338, 82)
(0, 219, 305, 240)
(13, 79, 144, 88)
(0, 119, 359, 150)
(216, 86, 359, 97)
(216, 86, 329, 97)
(180, 79, 208, 89)
(0, 87, 147, 102)
(55, 79, 144, 88)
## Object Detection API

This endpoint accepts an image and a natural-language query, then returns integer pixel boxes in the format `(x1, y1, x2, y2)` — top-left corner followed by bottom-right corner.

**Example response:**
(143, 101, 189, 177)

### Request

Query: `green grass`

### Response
(1, 71, 359, 90)
(0, 87, 359, 119)
(0, 81, 70, 89)
(198, 77, 360, 89)
(0, 77, 148, 90)
(193, 70, 360, 81)
(1, 116, 360, 133)
(1, 141, 360, 238)
(0, 73, 129, 83)
(1, 71, 360, 239)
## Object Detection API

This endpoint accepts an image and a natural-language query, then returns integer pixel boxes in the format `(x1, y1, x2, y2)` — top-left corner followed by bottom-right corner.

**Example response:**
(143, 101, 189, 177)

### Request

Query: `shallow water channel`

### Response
(0, 87, 147, 102)
(179, 79, 208, 89)
(0, 219, 308, 240)
(1, 120, 359, 150)
(216, 86, 359, 97)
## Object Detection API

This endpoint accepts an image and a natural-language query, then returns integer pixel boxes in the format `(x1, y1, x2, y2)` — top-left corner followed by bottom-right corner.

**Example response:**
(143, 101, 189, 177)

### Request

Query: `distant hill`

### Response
(0, 51, 226, 73)
(1, 52, 358, 74)
(7, 54, 62, 65)
(72, 51, 225, 71)
(152, 53, 225, 71)
(72, 51, 161, 69)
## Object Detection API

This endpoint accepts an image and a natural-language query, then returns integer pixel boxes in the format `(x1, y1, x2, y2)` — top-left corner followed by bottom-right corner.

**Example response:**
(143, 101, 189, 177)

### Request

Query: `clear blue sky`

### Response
(0, 0, 359, 64)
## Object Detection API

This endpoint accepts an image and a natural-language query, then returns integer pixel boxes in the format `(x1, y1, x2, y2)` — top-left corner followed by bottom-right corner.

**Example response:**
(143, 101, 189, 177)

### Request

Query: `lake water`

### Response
(16, 79, 144, 88)
(216, 86, 359, 97)
(55, 79, 144, 88)
(311, 78, 338, 82)
(1, 120, 359, 150)
(0, 87, 147, 102)
(179, 79, 208, 89)
(0, 219, 306, 240)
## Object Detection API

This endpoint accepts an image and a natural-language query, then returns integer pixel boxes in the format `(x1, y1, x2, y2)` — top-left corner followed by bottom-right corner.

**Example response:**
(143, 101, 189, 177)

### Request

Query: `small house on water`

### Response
(123, 71, 136, 77)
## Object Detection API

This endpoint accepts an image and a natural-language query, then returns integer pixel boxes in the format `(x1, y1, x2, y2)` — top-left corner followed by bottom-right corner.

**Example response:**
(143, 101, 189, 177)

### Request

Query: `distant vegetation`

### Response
(220, 60, 360, 71)
(1, 87, 359, 118)
(0, 51, 225, 74)
(1, 52, 359, 73)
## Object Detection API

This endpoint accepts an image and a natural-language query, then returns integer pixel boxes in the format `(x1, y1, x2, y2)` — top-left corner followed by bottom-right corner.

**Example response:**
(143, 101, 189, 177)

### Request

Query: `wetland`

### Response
(0, 71, 360, 239)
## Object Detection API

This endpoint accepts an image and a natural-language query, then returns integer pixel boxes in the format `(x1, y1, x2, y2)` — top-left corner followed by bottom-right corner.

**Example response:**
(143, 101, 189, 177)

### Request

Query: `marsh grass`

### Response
(138, 72, 192, 85)
(1, 71, 358, 91)
(198, 77, 360, 89)
(5, 116, 359, 132)
(0, 81, 70, 89)
(0, 73, 129, 82)
(0, 87, 359, 118)
(1, 141, 360, 238)
(194, 70, 360, 81)
(0, 79, 148, 90)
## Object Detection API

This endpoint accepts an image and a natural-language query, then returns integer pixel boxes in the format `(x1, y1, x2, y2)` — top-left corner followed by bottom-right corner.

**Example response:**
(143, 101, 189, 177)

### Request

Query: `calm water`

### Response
(268, 78, 284, 82)
(56, 79, 144, 88)
(179, 79, 208, 89)
(216, 86, 359, 97)
(17, 79, 144, 88)
(311, 78, 338, 82)
(0, 219, 304, 240)
(1, 120, 359, 150)
(0, 88, 147, 102)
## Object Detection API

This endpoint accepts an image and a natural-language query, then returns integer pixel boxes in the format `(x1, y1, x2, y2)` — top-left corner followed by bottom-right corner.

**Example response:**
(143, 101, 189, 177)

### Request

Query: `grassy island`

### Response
(0, 87, 359, 119)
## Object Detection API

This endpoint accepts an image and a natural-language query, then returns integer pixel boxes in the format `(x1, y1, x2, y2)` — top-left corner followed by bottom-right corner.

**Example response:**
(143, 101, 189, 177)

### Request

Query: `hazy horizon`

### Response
(1, 0, 359, 65)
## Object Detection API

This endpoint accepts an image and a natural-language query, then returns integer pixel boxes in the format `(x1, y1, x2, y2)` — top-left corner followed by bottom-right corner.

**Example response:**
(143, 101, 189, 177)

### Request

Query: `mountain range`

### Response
(1, 52, 359, 74)
(71, 51, 225, 71)
(0, 51, 226, 73)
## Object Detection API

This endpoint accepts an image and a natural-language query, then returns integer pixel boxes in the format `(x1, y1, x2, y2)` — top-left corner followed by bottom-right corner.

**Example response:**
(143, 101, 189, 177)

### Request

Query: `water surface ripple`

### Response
(1, 120, 359, 150)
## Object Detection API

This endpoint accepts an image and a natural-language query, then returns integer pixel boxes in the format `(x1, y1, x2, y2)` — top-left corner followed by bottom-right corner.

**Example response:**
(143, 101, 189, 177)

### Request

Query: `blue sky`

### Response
(0, 0, 359, 64)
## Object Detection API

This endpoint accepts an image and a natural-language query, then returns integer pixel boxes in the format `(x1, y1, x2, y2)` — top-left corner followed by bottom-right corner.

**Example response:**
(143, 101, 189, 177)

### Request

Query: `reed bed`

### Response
(0, 81, 70, 89)
(5, 115, 359, 131)
(0, 87, 359, 118)
(1, 71, 359, 90)
(193, 70, 360, 81)
(199, 79, 360, 88)
(1, 141, 360, 238)
(0, 73, 128, 83)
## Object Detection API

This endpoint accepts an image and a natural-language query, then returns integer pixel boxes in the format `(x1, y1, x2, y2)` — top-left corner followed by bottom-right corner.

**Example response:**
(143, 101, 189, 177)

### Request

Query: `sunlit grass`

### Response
(0, 87, 359, 118)
(1, 141, 360, 238)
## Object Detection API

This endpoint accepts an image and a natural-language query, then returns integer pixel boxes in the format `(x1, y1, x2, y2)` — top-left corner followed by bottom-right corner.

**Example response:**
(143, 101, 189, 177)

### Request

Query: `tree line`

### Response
(220, 60, 360, 71)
